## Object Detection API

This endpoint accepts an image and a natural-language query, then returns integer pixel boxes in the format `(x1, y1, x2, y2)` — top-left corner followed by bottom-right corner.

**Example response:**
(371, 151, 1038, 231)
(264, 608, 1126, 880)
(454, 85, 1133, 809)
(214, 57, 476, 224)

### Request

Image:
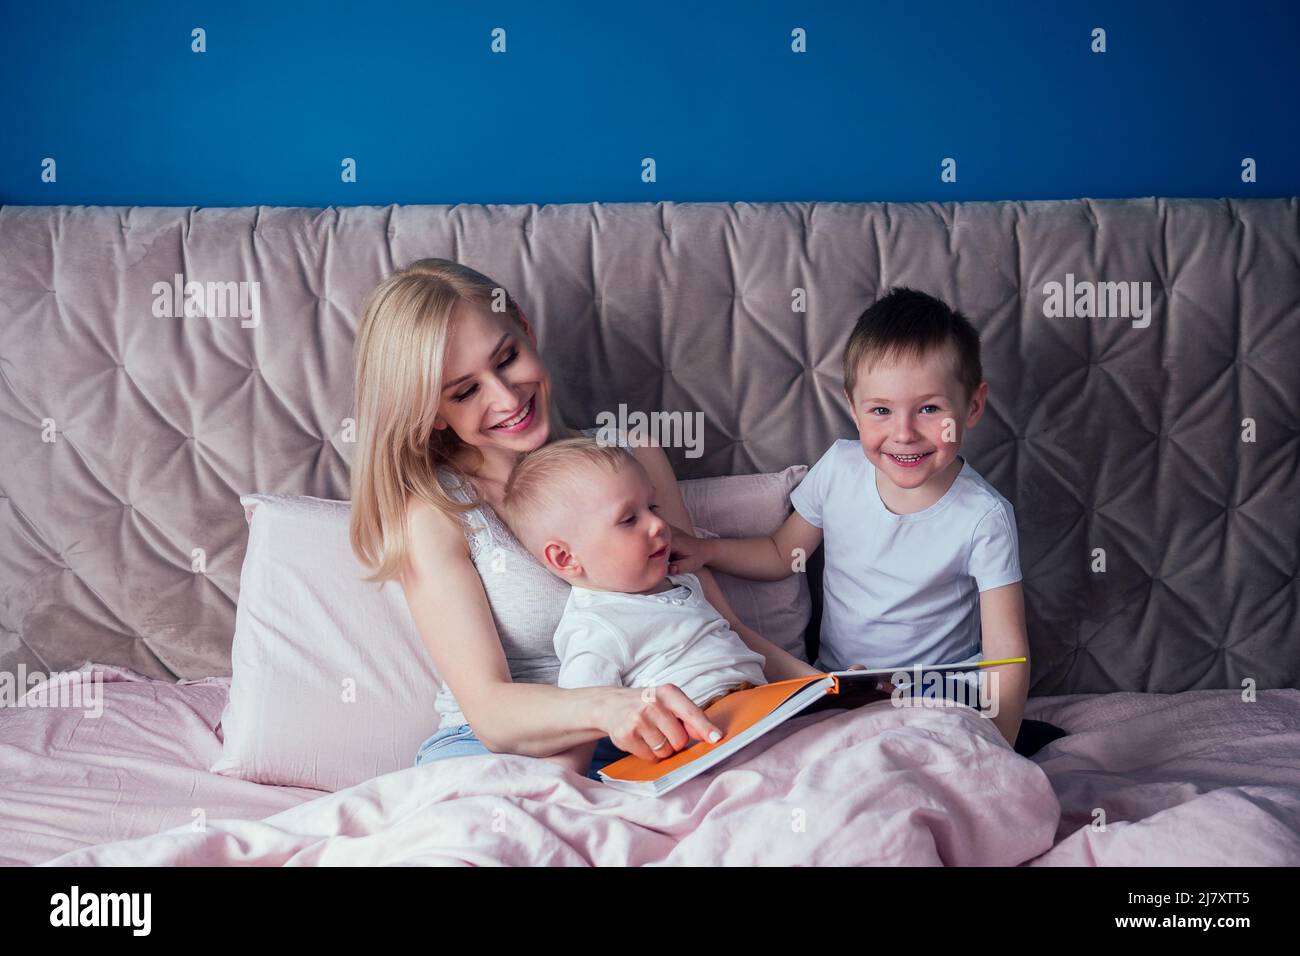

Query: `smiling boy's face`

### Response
(845, 344, 988, 493)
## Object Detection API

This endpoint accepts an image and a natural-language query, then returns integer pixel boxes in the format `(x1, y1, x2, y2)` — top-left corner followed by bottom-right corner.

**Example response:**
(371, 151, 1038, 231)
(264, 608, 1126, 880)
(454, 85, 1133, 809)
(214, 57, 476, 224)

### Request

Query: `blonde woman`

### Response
(350, 259, 820, 781)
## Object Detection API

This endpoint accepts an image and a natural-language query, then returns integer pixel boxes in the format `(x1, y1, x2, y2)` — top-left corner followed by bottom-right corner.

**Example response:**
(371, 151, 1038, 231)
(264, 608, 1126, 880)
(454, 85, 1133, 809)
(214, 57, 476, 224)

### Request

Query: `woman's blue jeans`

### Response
(414, 723, 631, 781)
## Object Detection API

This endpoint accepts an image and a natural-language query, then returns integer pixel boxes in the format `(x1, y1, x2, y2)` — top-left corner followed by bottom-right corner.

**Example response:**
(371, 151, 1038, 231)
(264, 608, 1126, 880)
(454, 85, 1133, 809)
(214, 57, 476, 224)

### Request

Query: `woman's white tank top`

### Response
(430, 430, 597, 728)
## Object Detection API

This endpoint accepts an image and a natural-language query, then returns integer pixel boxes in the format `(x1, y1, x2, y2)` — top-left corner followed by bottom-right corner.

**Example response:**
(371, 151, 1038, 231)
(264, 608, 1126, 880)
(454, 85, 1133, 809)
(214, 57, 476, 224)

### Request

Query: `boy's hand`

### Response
(666, 523, 713, 574)
(847, 662, 896, 694)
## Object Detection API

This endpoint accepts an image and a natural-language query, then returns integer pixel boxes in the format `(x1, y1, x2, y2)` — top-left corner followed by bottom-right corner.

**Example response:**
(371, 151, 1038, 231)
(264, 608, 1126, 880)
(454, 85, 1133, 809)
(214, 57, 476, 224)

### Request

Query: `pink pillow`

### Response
(211, 494, 441, 792)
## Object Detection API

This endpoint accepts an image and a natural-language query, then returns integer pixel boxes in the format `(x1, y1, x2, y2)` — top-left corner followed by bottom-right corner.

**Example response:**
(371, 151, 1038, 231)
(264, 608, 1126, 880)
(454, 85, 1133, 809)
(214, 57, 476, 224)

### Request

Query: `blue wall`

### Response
(2, 0, 1296, 206)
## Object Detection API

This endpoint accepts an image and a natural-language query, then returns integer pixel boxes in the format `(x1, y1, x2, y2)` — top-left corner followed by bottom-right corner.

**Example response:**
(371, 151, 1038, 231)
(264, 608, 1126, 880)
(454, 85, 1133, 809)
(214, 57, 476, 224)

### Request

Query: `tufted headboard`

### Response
(1, 199, 1297, 694)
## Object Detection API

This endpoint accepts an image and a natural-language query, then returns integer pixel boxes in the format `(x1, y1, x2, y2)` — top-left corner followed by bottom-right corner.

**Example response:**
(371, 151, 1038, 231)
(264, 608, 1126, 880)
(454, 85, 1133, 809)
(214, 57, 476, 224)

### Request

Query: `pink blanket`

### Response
(0, 664, 323, 867)
(9, 665, 1300, 866)
(38, 695, 1060, 866)
(1024, 689, 1300, 866)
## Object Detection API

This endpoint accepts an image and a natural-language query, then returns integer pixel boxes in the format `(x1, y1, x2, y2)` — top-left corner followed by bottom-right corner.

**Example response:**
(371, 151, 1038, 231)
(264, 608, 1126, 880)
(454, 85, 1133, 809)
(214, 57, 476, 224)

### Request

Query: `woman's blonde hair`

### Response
(348, 258, 570, 584)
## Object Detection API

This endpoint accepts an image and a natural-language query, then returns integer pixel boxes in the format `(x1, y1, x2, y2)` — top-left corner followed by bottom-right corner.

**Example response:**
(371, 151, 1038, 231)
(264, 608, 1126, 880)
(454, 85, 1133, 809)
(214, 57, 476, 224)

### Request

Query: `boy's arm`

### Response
(977, 582, 1029, 748)
(672, 511, 824, 582)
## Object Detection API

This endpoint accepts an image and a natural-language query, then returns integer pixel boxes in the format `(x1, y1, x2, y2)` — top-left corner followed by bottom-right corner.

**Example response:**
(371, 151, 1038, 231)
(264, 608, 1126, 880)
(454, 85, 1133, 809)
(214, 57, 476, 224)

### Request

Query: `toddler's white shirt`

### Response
(790, 439, 1022, 676)
(553, 572, 768, 706)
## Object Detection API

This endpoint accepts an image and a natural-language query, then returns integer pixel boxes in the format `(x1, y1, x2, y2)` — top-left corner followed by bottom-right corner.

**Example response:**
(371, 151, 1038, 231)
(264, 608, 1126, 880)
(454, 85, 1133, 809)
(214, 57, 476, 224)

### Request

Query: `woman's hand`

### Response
(595, 684, 724, 762)
(666, 522, 713, 575)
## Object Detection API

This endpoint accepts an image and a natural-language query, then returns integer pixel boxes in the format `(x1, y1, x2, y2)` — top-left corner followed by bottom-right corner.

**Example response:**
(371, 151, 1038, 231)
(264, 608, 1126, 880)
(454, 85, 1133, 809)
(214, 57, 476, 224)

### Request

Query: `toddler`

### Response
(501, 437, 769, 775)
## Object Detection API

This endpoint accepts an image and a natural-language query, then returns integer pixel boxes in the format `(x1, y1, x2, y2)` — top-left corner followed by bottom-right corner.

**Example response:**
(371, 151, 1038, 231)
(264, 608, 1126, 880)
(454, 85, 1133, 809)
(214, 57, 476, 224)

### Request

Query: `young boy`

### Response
(500, 437, 770, 776)
(670, 288, 1049, 752)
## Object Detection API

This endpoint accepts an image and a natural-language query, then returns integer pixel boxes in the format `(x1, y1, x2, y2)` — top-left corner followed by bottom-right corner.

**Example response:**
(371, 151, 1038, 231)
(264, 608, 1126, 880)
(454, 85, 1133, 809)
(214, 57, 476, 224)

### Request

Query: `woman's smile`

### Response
(488, 395, 537, 433)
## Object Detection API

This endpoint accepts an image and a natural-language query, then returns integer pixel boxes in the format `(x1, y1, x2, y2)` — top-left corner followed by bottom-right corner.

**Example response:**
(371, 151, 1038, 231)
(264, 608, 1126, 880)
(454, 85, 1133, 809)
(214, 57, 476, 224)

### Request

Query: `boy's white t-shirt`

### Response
(790, 439, 1022, 675)
(552, 572, 768, 707)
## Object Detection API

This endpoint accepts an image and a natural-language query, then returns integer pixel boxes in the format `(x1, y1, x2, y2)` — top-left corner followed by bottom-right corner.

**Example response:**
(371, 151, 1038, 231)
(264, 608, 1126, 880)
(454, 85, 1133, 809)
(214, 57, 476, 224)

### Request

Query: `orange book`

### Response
(597, 658, 1027, 796)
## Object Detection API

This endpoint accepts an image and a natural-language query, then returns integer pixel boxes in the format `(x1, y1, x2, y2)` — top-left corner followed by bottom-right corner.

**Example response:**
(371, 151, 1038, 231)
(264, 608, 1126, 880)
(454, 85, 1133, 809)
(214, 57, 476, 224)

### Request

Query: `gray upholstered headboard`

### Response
(1, 199, 1296, 694)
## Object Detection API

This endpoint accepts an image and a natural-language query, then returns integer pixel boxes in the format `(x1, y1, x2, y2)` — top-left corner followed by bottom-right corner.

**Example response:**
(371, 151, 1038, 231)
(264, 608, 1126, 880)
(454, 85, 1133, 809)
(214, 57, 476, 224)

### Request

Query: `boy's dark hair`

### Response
(843, 287, 983, 402)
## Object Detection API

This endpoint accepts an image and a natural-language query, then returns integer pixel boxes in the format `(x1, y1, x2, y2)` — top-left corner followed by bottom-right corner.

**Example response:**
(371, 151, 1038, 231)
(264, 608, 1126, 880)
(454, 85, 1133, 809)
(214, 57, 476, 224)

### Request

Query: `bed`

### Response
(2, 199, 1297, 866)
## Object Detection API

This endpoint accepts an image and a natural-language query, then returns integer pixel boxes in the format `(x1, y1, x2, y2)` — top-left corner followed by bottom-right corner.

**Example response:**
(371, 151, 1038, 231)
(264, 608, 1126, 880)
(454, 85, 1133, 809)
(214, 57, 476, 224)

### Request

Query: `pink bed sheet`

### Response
(3, 663, 1298, 866)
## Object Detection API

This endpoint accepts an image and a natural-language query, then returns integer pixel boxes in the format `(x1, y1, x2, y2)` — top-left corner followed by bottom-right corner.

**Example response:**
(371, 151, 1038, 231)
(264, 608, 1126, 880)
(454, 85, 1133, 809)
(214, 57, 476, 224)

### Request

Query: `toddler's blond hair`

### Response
(502, 436, 637, 555)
